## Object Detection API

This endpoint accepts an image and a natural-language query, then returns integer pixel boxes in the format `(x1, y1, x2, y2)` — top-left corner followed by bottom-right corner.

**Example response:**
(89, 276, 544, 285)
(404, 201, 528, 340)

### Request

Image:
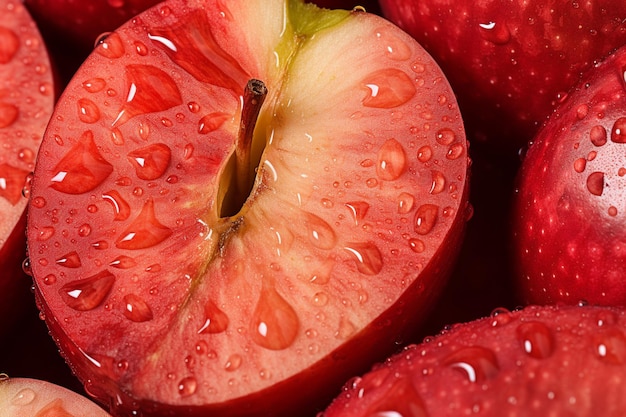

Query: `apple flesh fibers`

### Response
(26, 0, 469, 415)
(0, 0, 54, 334)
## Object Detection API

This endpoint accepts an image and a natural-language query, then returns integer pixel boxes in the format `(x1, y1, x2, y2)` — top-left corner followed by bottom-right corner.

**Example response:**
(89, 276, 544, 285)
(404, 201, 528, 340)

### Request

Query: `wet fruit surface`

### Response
(26, 0, 469, 415)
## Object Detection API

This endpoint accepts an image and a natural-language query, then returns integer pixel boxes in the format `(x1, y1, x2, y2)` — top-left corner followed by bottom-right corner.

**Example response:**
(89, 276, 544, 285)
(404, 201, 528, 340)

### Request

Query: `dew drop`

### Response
(336, 317, 357, 339)
(78, 223, 92, 237)
(414, 204, 439, 235)
(113, 65, 182, 126)
(436, 128, 456, 145)
(444, 346, 500, 383)
(127, 143, 172, 180)
(177, 376, 197, 397)
(365, 377, 427, 417)
(574, 158, 587, 173)
(417, 145, 433, 162)
(516, 321, 554, 359)
(430, 171, 446, 194)
(56, 251, 81, 268)
(35, 226, 55, 241)
(60, 270, 115, 311)
(77, 98, 101, 124)
(304, 212, 337, 250)
(408, 238, 425, 253)
(17, 147, 35, 164)
(611, 118, 626, 143)
(361, 68, 416, 108)
(102, 189, 131, 221)
(0, 163, 30, 205)
(345, 201, 370, 225)
(123, 293, 153, 322)
(447, 143, 465, 160)
(50, 130, 113, 194)
(0, 27, 19, 64)
(115, 198, 172, 249)
(31, 196, 46, 208)
(0, 102, 18, 128)
(110, 255, 137, 269)
(133, 40, 149, 56)
(377, 138, 407, 181)
(251, 284, 300, 350)
(198, 112, 230, 134)
(224, 353, 242, 371)
(397, 192, 415, 214)
(11, 388, 36, 406)
(96, 31, 125, 58)
(586, 171, 605, 196)
(43, 274, 57, 285)
(590, 125, 607, 146)
(198, 300, 229, 334)
(375, 29, 412, 61)
(344, 242, 383, 275)
(312, 292, 329, 306)
(478, 20, 511, 44)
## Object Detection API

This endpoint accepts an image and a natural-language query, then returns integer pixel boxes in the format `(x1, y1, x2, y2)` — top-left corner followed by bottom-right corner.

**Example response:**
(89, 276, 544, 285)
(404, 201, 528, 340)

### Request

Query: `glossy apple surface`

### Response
(26, 0, 469, 415)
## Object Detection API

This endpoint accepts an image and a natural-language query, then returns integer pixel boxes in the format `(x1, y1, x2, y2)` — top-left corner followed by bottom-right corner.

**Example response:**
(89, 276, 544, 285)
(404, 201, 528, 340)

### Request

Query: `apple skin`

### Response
(512, 45, 626, 306)
(378, 0, 626, 159)
(25, 0, 470, 415)
(0, 0, 54, 335)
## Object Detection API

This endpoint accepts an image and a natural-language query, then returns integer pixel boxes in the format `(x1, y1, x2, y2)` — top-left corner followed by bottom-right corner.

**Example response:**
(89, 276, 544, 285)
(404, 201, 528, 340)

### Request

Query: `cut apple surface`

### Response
(26, 0, 470, 415)
(0, 0, 54, 333)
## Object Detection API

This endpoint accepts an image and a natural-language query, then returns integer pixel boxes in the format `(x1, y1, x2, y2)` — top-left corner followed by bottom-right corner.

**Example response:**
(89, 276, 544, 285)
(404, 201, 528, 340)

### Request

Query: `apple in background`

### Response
(323, 304, 626, 416)
(512, 45, 626, 306)
(25, 0, 470, 415)
(0, 0, 54, 335)
(378, 0, 626, 160)
(0, 376, 112, 416)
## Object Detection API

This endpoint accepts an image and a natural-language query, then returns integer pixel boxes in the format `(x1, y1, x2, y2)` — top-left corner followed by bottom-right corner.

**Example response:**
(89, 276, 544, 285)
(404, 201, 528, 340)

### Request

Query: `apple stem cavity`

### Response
(220, 79, 268, 218)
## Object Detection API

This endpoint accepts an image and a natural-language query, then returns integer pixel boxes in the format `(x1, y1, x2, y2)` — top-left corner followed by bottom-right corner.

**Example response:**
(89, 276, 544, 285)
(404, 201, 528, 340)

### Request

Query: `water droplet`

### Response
(375, 28, 412, 61)
(198, 112, 230, 134)
(478, 20, 511, 44)
(198, 300, 229, 334)
(34, 226, 55, 241)
(251, 284, 300, 350)
(444, 346, 500, 383)
(133, 40, 149, 56)
(113, 65, 183, 126)
(414, 204, 438, 235)
(0, 102, 18, 128)
(590, 125, 607, 146)
(0, 163, 29, 205)
(611, 118, 626, 143)
(224, 353, 242, 371)
(304, 212, 337, 250)
(574, 158, 587, 173)
(312, 292, 329, 306)
(362, 68, 416, 108)
(429, 171, 446, 194)
(96, 31, 125, 58)
(397, 192, 415, 214)
(43, 274, 57, 285)
(78, 223, 92, 237)
(77, 98, 101, 123)
(116, 198, 173, 249)
(127, 143, 172, 180)
(365, 377, 426, 417)
(436, 128, 456, 145)
(586, 171, 605, 196)
(11, 388, 36, 405)
(178, 376, 197, 397)
(516, 321, 554, 359)
(377, 138, 407, 181)
(336, 317, 357, 339)
(50, 130, 114, 194)
(447, 143, 465, 160)
(110, 255, 137, 269)
(17, 147, 35, 164)
(345, 201, 370, 225)
(417, 145, 433, 162)
(60, 270, 115, 311)
(408, 238, 425, 253)
(0, 27, 19, 64)
(123, 293, 153, 322)
(56, 251, 81, 268)
(344, 242, 383, 275)
(490, 307, 512, 327)
(591, 326, 626, 365)
(102, 189, 131, 221)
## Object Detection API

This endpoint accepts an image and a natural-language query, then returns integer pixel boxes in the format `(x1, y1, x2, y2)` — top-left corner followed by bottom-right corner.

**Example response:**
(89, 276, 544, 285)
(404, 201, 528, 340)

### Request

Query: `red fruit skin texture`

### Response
(0, 0, 54, 334)
(378, 0, 626, 158)
(25, 0, 470, 416)
(323, 304, 626, 417)
(513, 45, 626, 306)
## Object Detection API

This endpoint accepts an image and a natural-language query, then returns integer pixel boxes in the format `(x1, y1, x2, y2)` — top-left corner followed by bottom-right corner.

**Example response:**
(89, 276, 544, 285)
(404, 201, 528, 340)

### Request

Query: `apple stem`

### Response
(235, 79, 267, 198)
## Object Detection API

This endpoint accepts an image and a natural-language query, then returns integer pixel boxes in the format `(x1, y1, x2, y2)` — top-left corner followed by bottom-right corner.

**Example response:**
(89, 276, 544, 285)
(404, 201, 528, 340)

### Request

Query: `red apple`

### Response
(0, 376, 112, 416)
(512, 45, 626, 306)
(378, 0, 626, 159)
(0, 0, 54, 334)
(25, 0, 470, 415)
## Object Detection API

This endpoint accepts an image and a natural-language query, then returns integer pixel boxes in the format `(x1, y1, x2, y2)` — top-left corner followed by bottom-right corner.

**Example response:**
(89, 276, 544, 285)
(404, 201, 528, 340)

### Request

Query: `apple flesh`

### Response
(0, 376, 112, 416)
(0, 0, 54, 334)
(26, 0, 470, 415)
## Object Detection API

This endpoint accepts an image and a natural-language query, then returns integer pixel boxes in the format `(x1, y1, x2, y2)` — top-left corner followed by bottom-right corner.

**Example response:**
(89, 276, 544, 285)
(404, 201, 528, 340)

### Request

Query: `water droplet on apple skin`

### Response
(10, 387, 36, 406)
(361, 68, 416, 109)
(0, 102, 18, 128)
(60, 270, 116, 311)
(123, 293, 153, 322)
(0, 26, 19, 64)
(443, 346, 500, 383)
(478, 20, 511, 45)
(251, 285, 300, 350)
(516, 321, 554, 359)
(377, 138, 407, 181)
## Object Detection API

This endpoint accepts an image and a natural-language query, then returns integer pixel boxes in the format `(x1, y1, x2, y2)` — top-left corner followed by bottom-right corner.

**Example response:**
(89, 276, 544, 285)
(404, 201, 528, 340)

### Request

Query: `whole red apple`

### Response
(0, 0, 54, 334)
(25, 0, 470, 415)
(378, 0, 626, 159)
(512, 44, 626, 306)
